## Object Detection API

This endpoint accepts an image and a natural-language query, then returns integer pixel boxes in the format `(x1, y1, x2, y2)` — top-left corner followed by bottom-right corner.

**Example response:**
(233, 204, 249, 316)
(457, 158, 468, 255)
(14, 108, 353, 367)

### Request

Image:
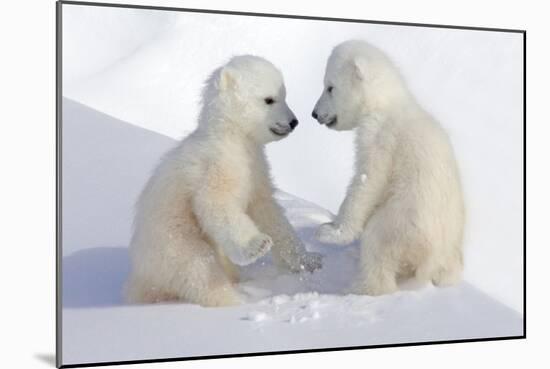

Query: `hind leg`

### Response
(166, 236, 243, 307)
(413, 239, 463, 288)
(353, 241, 399, 296)
(430, 254, 463, 287)
(352, 200, 419, 296)
(352, 223, 400, 296)
(125, 274, 179, 304)
(126, 262, 241, 307)
(126, 230, 242, 307)
(431, 266, 461, 287)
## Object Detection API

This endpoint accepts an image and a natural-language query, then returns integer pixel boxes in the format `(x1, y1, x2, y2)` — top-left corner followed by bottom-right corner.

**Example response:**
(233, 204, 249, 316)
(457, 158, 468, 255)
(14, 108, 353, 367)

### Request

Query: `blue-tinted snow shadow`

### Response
(61, 98, 176, 309)
(63, 247, 130, 308)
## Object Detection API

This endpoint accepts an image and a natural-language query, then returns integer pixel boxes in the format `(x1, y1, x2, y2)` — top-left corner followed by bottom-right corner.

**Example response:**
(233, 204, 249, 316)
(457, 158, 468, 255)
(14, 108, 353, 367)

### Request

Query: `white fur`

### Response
(313, 41, 465, 295)
(125, 56, 322, 307)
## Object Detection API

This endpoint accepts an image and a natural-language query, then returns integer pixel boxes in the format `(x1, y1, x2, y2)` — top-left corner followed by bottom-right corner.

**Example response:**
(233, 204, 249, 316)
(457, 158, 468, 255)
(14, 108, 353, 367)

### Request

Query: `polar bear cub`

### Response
(125, 55, 322, 307)
(313, 40, 465, 295)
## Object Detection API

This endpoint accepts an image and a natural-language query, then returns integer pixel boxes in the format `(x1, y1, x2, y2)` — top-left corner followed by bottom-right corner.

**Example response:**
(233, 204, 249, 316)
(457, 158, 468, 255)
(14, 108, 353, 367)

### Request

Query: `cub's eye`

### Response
(327, 86, 334, 93)
(264, 97, 275, 105)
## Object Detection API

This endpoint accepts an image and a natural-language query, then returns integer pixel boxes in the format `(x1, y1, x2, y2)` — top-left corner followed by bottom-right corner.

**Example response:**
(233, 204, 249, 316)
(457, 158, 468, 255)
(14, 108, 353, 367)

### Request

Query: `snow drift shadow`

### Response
(62, 98, 177, 308)
(62, 97, 177, 255)
(63, 247, 129, 308)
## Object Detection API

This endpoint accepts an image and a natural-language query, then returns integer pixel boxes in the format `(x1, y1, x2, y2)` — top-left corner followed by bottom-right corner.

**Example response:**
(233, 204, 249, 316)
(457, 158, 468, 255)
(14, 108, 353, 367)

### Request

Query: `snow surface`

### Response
(61, 99, 522, 366)
(61, 4, 524, 313)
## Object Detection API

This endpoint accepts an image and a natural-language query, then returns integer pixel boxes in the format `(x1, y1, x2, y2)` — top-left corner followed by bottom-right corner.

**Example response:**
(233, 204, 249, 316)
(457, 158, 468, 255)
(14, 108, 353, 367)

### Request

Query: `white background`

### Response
(0, 0, 547, 369)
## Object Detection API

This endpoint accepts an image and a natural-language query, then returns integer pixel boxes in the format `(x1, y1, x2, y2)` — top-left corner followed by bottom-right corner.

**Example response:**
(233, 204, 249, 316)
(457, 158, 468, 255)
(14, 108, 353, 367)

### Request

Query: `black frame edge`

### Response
(522, 30, 526, 338)
(58, 0, 526, 33)
(60, 335, 526, 368)
(56, 0, 63, 367)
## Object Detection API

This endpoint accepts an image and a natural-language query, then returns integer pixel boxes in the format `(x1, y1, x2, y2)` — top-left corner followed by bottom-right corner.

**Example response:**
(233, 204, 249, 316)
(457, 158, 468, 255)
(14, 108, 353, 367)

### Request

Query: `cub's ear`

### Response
(219, 66, 239, 91)
(351, 57, 368, 80)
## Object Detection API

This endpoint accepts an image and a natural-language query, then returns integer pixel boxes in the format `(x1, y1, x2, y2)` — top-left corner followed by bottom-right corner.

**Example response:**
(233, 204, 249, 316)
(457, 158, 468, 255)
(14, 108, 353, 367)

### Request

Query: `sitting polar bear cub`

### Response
(313, 40, 465, 295)
(125, 55, 322, 307)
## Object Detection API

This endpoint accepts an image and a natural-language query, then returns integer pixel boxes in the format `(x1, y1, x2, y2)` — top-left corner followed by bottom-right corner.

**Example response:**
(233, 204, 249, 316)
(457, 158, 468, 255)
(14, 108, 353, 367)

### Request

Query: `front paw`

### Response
(316, 222, 352, 245)
(297, 251, 323, 273)
(237, 233, 273, 266)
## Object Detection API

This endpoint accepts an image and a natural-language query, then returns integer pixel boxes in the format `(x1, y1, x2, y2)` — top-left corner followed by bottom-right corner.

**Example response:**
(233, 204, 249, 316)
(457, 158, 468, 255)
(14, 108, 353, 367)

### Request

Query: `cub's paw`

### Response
(298, 251, 323, 273)
(280, 250, 323, 273)
(237, 233, 273, 266)
(316, 222, 352, 245)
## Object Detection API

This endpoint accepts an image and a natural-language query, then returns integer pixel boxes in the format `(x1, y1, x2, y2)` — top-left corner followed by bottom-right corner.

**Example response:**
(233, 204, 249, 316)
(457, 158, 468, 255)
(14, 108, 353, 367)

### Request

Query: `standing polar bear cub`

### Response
(126, 55, 322, 307)
(313, 41, 465, 295)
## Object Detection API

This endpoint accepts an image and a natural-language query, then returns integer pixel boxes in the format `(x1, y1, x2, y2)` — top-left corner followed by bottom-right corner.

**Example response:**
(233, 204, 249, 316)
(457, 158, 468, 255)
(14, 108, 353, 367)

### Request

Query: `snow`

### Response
(61, 98, 522, 366)
(244, 311, 270, 322)
(63, 284, 521, 365)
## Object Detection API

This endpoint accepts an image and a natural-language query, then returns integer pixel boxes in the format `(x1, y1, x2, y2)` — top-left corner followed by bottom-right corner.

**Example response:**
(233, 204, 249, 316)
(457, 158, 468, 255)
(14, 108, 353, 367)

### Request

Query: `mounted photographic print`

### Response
(57, 1, 525, 367)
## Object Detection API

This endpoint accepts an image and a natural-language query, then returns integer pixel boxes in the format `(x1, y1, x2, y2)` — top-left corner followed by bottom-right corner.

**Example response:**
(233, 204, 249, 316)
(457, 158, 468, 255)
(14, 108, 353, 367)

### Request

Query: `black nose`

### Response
(311, 111, 318, 119)
(289, 119, 298, 130)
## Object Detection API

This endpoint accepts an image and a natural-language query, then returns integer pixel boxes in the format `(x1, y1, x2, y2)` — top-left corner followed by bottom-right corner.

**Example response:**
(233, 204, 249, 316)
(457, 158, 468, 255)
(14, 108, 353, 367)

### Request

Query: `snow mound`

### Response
(61, 99, 522, 366)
